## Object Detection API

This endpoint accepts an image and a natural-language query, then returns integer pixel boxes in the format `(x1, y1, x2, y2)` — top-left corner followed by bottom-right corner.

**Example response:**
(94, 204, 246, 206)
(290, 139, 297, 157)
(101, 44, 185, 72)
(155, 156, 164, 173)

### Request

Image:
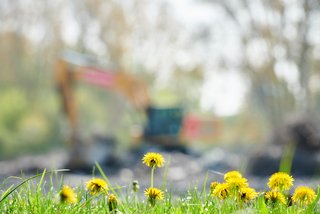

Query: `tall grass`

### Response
(0, 159, 319, 213)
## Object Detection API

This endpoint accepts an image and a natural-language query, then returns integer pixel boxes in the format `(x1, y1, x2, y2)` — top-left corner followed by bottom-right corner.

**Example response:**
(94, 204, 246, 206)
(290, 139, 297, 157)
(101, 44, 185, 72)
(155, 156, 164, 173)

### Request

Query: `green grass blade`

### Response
(0, 176, 22, 190)
(161, 155, 170, 190)
(279, 143, 296, 174)
(0, 169, 69, 204)
(257, 195, 268, 214)
(95, 162, 116, 195)
(94, 162, 109, 183)
(37, 168, 46, 192)
(202, 171, 209, 200)
(70, 195, 95, 214)
(0, 184, 14, 200)
(306, 186, 320, 214)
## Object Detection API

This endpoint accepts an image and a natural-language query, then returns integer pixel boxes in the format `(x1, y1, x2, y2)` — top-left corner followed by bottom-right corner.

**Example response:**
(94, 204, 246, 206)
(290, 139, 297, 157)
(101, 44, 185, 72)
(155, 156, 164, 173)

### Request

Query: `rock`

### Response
(248, 145, 320, 176)
(272, 114, 320, 150)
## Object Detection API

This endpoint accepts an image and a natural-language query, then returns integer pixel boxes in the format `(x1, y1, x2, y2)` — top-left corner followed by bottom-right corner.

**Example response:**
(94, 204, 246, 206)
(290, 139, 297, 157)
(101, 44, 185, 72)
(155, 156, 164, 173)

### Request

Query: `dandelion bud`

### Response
(132, 180, 140, 193)
(108, 194, 118, 211)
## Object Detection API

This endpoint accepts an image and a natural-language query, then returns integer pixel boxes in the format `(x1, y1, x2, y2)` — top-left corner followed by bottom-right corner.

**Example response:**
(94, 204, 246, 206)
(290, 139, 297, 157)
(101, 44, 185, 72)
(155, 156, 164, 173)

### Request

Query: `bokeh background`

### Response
(0, 0, 320, 189)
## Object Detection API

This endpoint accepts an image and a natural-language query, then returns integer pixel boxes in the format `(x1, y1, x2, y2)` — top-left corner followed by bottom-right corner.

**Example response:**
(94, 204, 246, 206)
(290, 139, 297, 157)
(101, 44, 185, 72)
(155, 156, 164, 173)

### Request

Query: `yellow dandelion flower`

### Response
(265, 191, 287, 205)
(226, 177, 249, 190)
(239, 187, 258, 202)
(210, 181, 219, 192)
(108, 194, 118, 211)
(224, 171, 243, 181)
(267, 172, 294, 191)
(144, 187, 164, 206)
(142, 152, 165, 168)
(60, 185, 77, 204)
(292, 186, 316, 205)
(212, 183, 229, 199)
(86, 178, 108, 195)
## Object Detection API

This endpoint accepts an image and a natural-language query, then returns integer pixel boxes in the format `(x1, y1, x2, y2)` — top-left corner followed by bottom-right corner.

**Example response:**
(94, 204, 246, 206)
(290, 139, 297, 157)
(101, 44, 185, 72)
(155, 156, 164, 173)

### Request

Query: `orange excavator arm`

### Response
(55, 59, 79, 148)
(55, 55, 150, 148)
(114, 71, 150, 109)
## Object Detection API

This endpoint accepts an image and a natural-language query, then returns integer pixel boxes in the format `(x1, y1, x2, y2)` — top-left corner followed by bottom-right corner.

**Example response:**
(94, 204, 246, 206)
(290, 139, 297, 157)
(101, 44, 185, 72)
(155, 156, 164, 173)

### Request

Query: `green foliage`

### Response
(306, 186, 320, 214)
(0, 88, 28, 130)
(0, 87, 62, 158)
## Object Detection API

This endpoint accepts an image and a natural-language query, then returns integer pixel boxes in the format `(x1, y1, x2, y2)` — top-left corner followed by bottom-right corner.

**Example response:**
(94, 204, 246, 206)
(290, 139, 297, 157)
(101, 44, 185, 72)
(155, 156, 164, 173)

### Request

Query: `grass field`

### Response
(0, 152, 319, 213)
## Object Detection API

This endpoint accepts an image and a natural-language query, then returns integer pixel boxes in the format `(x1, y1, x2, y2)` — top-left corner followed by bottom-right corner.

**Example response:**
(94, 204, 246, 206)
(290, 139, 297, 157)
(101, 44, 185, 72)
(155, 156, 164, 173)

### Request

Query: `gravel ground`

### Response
(0, 146, 319, 195)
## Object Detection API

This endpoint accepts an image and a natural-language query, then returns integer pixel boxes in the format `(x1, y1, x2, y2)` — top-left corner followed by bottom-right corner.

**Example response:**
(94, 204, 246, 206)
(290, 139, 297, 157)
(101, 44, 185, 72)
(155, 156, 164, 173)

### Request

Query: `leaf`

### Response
(257, 195, 268, 214)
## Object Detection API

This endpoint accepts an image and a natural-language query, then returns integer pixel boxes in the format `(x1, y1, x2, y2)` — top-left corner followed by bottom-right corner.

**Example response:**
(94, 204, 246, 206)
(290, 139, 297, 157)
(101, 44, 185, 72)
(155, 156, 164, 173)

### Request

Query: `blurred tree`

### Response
(1, 0, 208, 153)
(0, 1, 64, 156)
(206, 0, 320, 127)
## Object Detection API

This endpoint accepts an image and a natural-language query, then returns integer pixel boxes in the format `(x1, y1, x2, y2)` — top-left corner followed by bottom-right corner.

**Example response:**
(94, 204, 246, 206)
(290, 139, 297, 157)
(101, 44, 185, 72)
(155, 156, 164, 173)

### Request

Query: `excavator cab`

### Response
(144, 106, 183, 145)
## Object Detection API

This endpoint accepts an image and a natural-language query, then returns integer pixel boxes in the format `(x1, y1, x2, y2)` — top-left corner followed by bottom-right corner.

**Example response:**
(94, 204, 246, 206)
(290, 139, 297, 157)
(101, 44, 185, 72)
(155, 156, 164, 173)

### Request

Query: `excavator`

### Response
(55, 51, 221, 167)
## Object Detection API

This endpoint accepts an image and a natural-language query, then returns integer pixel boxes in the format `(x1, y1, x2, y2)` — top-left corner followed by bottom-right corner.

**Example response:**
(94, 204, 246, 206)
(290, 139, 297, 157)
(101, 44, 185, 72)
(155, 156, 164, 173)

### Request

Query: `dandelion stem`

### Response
(151, 166, 155, 188)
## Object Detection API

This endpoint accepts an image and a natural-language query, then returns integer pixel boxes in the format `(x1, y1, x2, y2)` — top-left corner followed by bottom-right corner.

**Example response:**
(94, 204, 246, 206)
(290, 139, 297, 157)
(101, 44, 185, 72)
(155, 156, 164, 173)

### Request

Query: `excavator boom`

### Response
(55, 52, 150, 161)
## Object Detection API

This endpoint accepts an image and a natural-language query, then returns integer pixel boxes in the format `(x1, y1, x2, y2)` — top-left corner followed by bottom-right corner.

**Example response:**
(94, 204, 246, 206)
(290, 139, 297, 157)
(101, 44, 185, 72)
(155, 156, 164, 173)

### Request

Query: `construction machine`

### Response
(55, 51, 221, 167)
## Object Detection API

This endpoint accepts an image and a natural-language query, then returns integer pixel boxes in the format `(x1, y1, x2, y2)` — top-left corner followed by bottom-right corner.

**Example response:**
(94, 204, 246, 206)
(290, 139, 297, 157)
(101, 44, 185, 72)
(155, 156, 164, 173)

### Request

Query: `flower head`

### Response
(292, 186, 316, 205)
(108, 194, 118, 211)
(224, 171, 243, 181)
(144, 187, 164, 206)
(239, 187, 258, 202)
(265, 191, 287, 205)
(142, 152, 165, 168)
(86, 178, 108, 195)
(267, 172, 294, 191)
(60, 185, 77, 204)
(210, 181, 219, 192)
(212, 183, 229, 199)
(226, 177, 249, 190)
